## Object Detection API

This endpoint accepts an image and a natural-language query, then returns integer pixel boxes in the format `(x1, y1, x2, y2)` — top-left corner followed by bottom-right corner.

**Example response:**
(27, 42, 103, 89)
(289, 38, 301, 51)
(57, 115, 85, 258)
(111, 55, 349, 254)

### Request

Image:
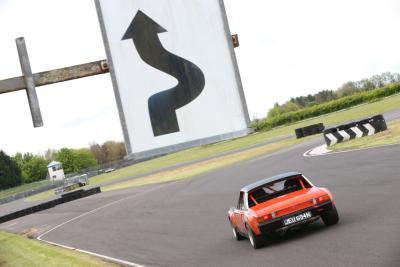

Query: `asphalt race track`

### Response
(1, 138, 400, 267)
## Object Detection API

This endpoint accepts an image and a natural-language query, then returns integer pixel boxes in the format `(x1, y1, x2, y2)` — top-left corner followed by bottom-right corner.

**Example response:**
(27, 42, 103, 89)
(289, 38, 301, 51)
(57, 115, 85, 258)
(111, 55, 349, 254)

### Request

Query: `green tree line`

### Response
(253, 80, 400, 131)
(0, 141, 126, 190)
(266, 72, 400, 119)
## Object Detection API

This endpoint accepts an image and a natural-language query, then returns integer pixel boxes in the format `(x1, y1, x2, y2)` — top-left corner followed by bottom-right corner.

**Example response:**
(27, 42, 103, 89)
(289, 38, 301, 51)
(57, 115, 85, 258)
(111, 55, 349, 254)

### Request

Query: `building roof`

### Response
(47, 161, 62, 168)
(240, 172, 302, 193)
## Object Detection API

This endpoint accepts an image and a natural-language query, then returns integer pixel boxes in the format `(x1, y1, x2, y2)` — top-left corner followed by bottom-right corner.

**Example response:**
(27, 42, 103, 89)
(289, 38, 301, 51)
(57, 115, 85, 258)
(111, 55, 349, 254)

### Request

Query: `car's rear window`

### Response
(248, 177, 308, 207)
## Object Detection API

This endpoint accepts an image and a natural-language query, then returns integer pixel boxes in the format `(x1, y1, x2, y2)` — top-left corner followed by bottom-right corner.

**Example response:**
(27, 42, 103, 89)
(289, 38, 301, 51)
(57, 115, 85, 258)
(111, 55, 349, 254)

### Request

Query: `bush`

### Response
(0, 151, 22, 190)
(253, 82, 400, 131)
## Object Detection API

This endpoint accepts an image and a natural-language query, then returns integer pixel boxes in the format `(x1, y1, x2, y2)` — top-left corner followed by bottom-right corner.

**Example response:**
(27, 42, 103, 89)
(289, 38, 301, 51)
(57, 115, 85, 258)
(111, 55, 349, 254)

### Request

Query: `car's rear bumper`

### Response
(257, 201, 333, 234)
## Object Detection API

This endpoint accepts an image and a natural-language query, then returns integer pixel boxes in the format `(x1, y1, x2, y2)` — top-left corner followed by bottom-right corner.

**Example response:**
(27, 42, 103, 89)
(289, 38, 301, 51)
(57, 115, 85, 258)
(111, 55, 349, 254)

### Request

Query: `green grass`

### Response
(102, 136, 314, 192)
(331, 119, 400, 151)
(25, 93, 400, 201)
(0, 180, 51, 200)
(26, 190, 55, 202)
(0, 231, 118, 267)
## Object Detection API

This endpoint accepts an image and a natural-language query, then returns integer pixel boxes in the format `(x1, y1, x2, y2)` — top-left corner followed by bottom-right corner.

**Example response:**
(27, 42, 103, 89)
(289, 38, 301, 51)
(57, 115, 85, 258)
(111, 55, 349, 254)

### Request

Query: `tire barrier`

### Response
(0, 187, 101, 224)
(323, 114, 387, 146)
(295, 123, 325, 139)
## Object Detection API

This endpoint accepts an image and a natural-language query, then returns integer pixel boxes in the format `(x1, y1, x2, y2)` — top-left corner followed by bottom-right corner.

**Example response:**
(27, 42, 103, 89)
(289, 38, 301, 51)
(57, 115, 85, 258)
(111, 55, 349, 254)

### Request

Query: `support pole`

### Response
(15, 37, 43, 127)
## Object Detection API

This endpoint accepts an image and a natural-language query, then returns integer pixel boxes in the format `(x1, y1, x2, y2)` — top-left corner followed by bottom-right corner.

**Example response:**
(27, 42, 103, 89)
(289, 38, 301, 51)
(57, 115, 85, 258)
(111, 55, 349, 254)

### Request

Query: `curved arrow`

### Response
(122, 10, 205, 136)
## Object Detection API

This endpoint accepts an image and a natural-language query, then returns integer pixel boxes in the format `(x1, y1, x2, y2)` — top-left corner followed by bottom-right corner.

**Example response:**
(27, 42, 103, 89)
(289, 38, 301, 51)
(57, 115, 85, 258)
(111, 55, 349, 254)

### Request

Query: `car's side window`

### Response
(300, 176, 313, 188)
(248, 195, 256, 208)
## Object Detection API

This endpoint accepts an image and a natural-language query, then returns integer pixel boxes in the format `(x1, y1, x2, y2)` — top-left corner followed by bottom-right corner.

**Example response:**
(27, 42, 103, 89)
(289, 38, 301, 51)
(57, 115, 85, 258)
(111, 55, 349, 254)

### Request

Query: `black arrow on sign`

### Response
(122, 10, 205, 136)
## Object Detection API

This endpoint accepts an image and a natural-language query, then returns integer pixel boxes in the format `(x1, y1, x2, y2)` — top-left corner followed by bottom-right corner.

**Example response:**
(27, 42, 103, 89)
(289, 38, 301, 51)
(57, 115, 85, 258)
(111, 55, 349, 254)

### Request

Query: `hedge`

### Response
(253, 82, 400, 131)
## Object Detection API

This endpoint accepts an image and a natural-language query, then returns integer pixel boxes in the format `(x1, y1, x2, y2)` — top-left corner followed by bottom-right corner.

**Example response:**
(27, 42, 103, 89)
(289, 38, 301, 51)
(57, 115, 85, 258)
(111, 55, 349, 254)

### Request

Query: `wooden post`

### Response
(15, 37, 43, 127)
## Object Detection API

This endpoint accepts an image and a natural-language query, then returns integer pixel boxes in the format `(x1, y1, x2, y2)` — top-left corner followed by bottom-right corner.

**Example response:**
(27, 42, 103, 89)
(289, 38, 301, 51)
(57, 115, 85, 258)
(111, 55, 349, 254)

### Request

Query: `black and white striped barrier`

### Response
(323, 115, 387, 146)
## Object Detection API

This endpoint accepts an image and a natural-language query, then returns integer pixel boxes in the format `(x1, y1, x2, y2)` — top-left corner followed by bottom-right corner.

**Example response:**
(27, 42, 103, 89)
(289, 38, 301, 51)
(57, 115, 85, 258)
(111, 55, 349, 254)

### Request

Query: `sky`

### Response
(0, 0, 400, 155)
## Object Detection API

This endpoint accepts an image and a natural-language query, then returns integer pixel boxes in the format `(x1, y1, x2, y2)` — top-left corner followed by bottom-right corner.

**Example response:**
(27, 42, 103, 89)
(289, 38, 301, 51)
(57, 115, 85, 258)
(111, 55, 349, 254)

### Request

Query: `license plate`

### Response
(283, 211, 312, 226)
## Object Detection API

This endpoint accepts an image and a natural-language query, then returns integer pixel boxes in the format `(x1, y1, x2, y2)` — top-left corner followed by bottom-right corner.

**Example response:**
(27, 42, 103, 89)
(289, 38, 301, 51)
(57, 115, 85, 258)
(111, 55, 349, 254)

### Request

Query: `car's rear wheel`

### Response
(246, 224, 264, 249)
(321, 204, 339, 226)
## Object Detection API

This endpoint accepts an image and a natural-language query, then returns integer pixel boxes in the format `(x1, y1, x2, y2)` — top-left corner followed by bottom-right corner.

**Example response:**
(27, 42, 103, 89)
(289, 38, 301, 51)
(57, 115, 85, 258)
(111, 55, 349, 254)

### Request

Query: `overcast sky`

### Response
(1, 0, 400, 155)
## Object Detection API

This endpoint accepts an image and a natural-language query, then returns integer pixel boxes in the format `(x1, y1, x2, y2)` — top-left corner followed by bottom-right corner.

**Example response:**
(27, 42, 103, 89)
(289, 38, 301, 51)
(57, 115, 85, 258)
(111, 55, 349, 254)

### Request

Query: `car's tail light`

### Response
(254, 216, 264, 223)
(311, 195, 330, 205)
(316, 194, 330, 204)
(263, 214, 272, 221)
(254, 214, 272, 223)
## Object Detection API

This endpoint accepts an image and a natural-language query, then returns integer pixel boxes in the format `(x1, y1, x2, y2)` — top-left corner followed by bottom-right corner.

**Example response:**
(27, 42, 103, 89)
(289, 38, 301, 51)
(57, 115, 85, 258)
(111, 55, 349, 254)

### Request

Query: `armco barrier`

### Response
(323, 114, 387, 146)
(0, 187, 101, 224)
(295, 123, 325, 139)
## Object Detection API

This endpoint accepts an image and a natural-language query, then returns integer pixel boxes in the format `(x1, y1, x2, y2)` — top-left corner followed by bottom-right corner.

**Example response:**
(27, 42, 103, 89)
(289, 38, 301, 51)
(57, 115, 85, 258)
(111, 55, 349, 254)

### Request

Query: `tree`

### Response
(13, 152, 28, 181)
(358, 79, 375, 91)
(56, 148, 97, 173)
(336, 82, 358, 97)
(12, 153, 49, 183)
(267, 101, 301, 119)
(102, 141, 126, 163)
(22, 156, 48, 183)
(0, 150, 22, 189)
(74, 148, 98, 171)
(44, 148, 57, 161)
(315, 90, 336, 104)
(89, 143, 107, 164)
(267, 103, 284, 118)
(369, 75, 385, 88)
(89, 141, 126, 165)
(55, 148, 76, 173)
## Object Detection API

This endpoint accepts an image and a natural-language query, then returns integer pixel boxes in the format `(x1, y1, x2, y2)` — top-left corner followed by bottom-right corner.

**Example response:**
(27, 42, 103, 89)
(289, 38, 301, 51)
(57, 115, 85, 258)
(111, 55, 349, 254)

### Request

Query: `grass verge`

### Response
(26, 190, 55, 202)
(102, 136, 314, 192)
(0, 231, 118, 267)
(29, 136, 315, 200)
(0, 180, 51, 200)
(330, 119, 400, 151)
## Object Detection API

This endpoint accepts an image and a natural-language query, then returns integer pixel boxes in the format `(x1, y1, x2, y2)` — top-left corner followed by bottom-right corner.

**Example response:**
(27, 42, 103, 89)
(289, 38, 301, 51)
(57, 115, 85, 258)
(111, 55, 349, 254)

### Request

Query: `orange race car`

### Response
(228, 172, 339, 249)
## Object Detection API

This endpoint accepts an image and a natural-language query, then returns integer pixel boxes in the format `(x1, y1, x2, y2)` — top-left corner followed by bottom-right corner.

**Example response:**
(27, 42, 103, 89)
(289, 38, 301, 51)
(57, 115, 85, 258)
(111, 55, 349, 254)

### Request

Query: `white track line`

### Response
(304, 143, 400, 157)
(37, 184, 167, 267)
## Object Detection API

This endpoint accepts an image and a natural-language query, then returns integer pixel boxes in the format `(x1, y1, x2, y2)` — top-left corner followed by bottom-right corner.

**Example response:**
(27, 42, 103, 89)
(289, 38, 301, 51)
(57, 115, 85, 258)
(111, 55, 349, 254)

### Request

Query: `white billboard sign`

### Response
(95, 0, 250, 160)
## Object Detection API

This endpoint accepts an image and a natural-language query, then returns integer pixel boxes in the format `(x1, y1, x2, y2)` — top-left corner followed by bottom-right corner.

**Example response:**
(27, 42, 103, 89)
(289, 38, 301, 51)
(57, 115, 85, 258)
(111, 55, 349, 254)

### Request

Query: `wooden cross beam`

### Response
(0, 37, 109, 127)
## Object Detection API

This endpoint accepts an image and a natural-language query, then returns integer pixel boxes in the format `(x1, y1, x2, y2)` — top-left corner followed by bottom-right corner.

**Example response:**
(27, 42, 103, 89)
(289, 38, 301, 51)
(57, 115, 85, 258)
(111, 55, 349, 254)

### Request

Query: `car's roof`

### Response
(240, 172, 303, 193)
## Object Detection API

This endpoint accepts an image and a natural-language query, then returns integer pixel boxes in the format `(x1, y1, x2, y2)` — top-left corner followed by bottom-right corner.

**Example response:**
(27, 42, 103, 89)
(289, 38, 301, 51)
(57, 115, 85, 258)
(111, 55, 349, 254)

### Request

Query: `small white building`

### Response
(47, 161, 65, 181)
